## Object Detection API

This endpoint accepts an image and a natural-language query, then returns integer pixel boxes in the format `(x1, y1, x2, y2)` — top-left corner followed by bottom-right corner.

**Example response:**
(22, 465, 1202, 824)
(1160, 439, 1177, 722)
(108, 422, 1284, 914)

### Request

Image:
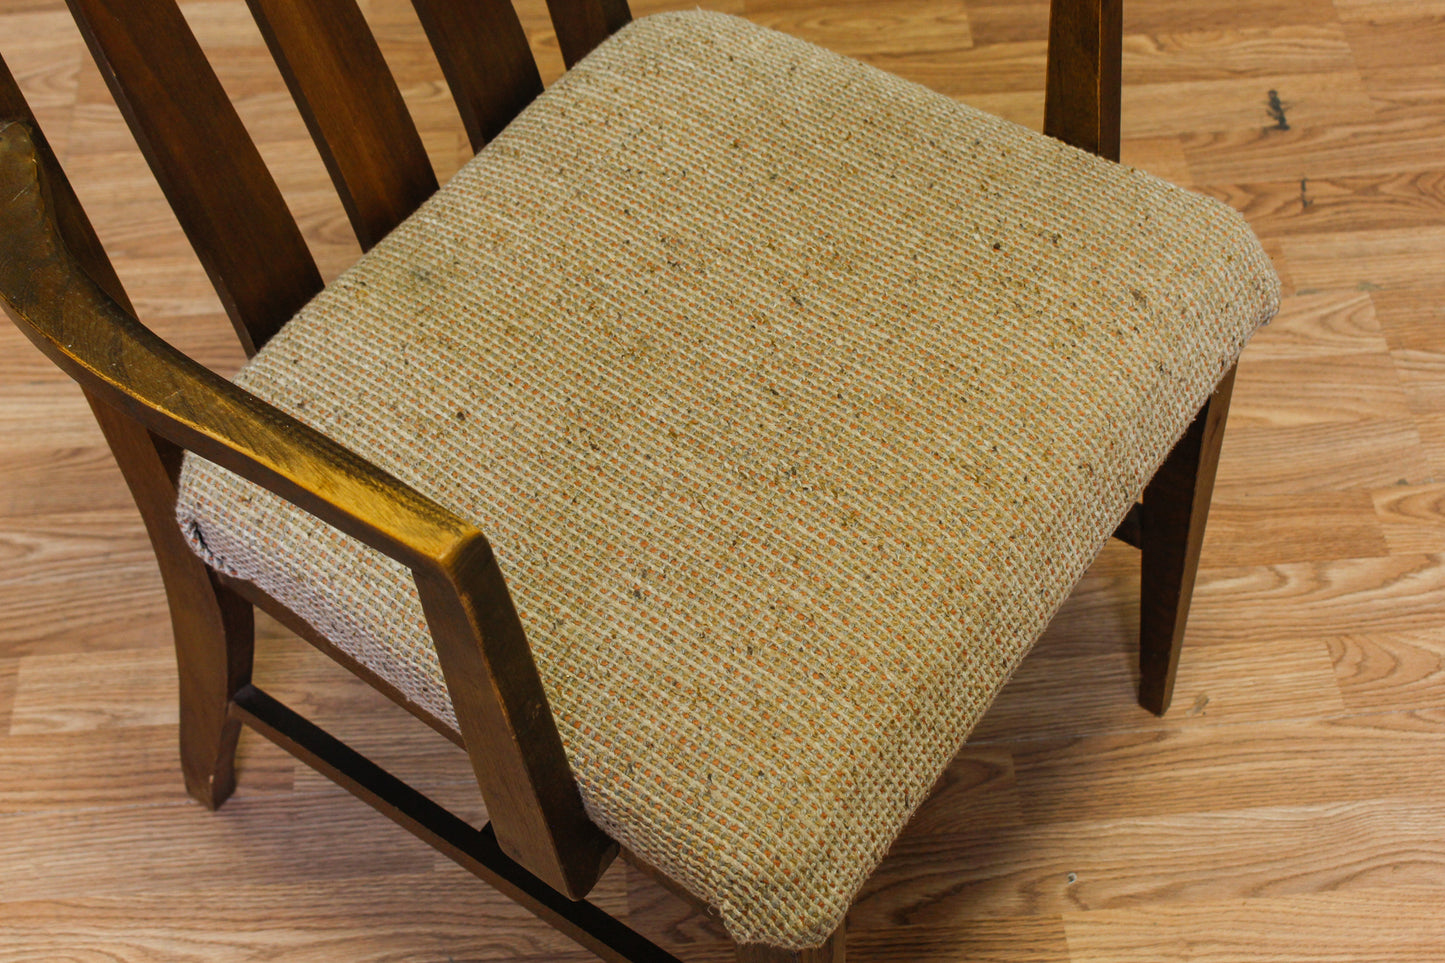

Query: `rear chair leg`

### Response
(1138, 365, 1237, 715)
(88, 395, 255, 807)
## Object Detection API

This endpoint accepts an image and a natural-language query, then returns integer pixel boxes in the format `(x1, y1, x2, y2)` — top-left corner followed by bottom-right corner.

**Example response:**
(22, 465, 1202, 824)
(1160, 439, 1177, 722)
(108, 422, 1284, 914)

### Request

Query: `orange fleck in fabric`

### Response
(176, 11, 1279, 949)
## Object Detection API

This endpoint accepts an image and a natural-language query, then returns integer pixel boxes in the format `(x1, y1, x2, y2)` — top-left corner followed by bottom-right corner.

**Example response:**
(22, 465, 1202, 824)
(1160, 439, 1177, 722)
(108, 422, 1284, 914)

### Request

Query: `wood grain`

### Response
(970, 634, 1347, 744)
(1212, 419, 1430, 496)
(1229, 352, 1412, 427)
(1204, 170, 1445, 237)
(1280, 225, 1445, 292)
(0, 726, 293, 813)
(1063, 889, 1445, 963)
(857, 797, 1445, 923)
(9, 647, 177, 734)
(0, 658, 16, 735)
(1328, 628, 1445, 713)
(1009, 710, 1445, 825)
(4, 0, 1445, 959)
(1239, 291, 1385, 361)
(1201, 491, 1389, 566)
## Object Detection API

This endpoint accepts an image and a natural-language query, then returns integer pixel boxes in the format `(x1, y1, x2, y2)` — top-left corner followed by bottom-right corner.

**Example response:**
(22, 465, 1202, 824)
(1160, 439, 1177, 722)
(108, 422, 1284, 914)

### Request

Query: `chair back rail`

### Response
(243, 0, 438, 250)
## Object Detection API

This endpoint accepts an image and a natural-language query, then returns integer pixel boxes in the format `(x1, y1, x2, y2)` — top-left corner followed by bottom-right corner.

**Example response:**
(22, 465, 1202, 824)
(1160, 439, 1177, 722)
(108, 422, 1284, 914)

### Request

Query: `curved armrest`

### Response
(0, 120, 478, 572)
(0, 119, 615, 897)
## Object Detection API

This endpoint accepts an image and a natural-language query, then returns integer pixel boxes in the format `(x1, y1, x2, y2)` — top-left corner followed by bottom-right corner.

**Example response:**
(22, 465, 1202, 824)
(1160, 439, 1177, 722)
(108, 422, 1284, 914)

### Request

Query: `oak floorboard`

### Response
(741, 0, 975, 59)
(975, 634, 1345, 744)
(1409, 408, 1445, 478)
(1340, 14, 1445, 72)
(1010, 710, 1445, 825)
(1357, 65, 1445, 119)
(1117, 134, 1191, 184)
(0, 789, 454, 902)
(1333, 0, 1445, 21)
(0, 515, 169, 659)
(0, 885, 597, 963)
(0, 10, 83, 155)
(1062, 888, 1445, 963)
(847, 918, 1071, 963)
(1370, 283, 1445, 350)
(0, 659, 15, 734)
(1212, 419, 1430, 496)
(1200, 492, 1388, 567)
(0, 383, 104, 449)
(964, 0, 1341, 45)
(1188, 553, 1445, 644)
(1279, 225, 1445, 292)
(1328, 628, 1445, 712)
(0, 446, 132, 516)
(1118, 25, 1356, 85)
(886, 745, 1024, 839)
(1371, 482, 1445, 555)
(1203, 170, 1445, 238)
(0, 726, 293, 814)
(1122, 72, 1377, 139)
(857, 798, 1445, 924)
(1239, 291, 1386, 361)
(1229, 352, 1412, 427)
(10, 647, 178, 735)
(1182, 114, 1445, 183)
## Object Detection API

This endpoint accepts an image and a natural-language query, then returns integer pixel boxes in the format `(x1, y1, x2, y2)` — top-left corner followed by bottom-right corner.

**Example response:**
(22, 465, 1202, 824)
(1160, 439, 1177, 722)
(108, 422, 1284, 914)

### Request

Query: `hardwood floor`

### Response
(3, 0, 1445, 959)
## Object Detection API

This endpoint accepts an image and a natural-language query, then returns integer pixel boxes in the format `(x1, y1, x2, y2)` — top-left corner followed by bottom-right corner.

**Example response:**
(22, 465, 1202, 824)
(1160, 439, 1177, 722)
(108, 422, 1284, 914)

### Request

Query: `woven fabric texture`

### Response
(176, 10, 1280, 949)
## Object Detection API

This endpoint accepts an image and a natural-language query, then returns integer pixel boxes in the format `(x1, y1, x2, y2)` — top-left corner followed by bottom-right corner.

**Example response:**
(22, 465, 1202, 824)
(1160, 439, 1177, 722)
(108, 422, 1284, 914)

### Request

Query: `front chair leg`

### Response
(737, 925, 845, 963)
(88, 395, 256, 807)
(170, 569, 255, 807)
(1138, 364, 1237, 715)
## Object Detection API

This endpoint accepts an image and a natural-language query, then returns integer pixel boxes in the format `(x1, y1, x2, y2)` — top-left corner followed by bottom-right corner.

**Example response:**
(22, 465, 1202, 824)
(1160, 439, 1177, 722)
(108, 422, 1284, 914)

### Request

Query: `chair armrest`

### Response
(0, 119, 616, 897)
(0, 120, 478, 573)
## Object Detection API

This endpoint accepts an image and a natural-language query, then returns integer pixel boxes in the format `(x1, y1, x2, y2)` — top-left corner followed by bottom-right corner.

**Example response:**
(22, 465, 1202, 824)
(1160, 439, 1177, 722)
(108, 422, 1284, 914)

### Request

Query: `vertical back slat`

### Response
(65, 0, 323, 355)
(1043, 0, 1123, 161)
(244, 0, 438, 249)
(543, 0, 632, 71)
(409, 0, 544, 152)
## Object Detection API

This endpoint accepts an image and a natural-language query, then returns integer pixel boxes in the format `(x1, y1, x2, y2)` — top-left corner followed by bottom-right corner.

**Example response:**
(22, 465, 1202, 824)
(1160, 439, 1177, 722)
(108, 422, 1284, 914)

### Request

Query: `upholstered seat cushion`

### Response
(176, 9, 1279, 950)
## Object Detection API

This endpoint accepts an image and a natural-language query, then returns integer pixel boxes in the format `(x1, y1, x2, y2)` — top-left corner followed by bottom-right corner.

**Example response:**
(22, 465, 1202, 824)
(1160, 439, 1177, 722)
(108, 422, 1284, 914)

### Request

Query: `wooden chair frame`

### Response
(0, 0, 1235, 958)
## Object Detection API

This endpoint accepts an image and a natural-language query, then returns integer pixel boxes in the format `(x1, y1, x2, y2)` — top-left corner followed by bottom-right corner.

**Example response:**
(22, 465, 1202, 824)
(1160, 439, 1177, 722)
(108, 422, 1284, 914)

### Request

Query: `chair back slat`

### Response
(409, 0, 544, 151)
(544, 0, 632, 69)
(65, 0, 323, 355)
(244, 0, 438, 249)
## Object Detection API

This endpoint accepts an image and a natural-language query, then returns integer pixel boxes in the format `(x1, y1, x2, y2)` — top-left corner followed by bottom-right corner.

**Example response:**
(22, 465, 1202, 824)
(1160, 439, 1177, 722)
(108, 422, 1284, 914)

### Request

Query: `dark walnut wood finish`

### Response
(409, 0, 544, 150)
(242, 0, 439, 250)
(1044, 0, 1122, 161)
(0, 0, 1240, 958)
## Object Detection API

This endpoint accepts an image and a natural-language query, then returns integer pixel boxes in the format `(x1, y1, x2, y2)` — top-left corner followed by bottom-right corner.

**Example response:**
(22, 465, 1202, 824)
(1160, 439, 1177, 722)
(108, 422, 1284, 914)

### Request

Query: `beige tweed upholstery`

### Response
(175, 10, 1280, 949)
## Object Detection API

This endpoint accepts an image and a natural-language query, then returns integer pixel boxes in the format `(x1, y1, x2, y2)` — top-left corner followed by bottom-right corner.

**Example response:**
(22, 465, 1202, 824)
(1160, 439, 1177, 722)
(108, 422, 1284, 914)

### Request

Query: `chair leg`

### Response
(169, 570, 255, 808)
(1138, 365, 1237, 715)
(88, 395, 256, 807)
(736, 925, 845, 963)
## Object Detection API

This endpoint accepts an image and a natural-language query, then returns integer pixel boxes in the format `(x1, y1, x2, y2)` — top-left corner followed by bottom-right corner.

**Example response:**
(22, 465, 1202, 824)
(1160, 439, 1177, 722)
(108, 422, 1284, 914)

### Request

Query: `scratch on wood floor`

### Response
(1299, 177, 1312, 210)
(1267, 89, 1290, 130)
